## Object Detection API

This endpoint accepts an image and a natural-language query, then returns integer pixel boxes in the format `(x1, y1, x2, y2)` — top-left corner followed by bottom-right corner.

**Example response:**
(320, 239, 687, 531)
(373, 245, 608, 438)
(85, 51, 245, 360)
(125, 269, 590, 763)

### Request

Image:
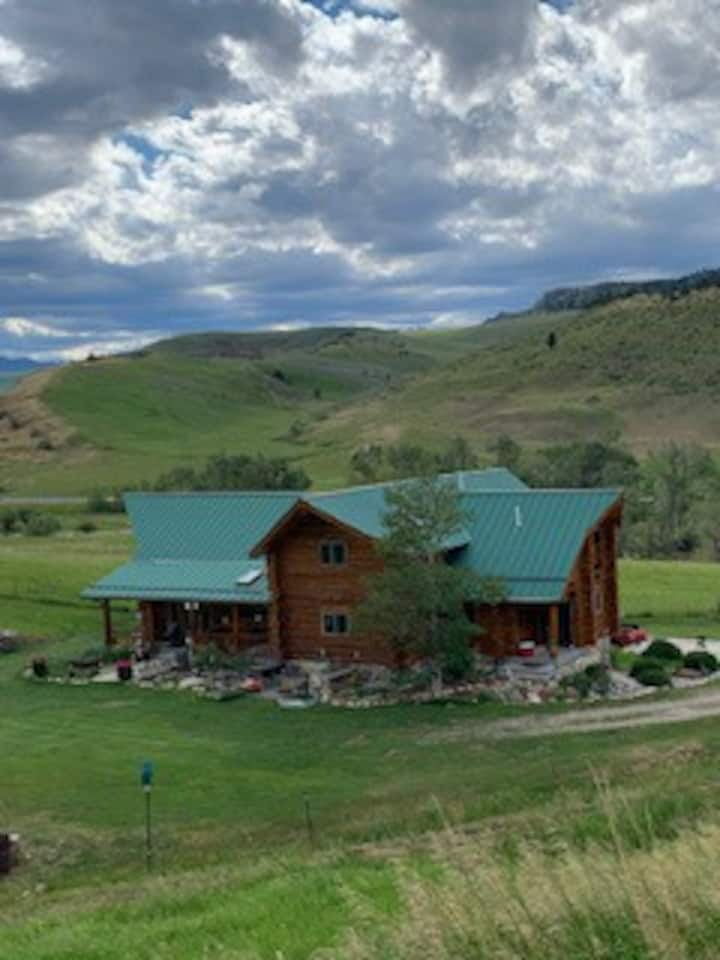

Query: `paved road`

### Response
(0, 497, 86, 505)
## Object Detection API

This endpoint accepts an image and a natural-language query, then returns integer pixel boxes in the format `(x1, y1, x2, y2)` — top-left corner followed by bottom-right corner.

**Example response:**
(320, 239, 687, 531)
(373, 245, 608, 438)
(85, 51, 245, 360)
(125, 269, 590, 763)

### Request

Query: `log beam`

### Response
(102, 599, 113, 648)
(548, 604, 560, 659)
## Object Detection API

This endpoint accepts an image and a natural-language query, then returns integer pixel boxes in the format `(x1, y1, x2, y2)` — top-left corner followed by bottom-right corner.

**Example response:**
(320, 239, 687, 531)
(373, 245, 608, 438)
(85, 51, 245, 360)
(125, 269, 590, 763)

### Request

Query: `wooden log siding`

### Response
(264, 500, 624, 663)
(269, 512, 391, 663)
(564, 505, 622, 649)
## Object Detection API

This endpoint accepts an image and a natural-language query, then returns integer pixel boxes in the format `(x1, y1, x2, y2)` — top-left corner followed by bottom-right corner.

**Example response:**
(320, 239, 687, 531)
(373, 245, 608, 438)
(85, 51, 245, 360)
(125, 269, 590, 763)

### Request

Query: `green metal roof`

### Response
(83, 491, 295, 603)
(454, 468, 528, 493)
(84, 560, 269, 604)
(83, 472, 619, 605)
(451, 489, 621, 601)
(126, 491, 298, 561)
(307, 469, 526, 544)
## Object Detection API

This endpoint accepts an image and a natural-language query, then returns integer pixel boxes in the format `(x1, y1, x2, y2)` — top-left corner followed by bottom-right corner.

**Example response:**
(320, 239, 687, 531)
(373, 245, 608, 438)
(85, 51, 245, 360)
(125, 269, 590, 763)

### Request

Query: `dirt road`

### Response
(427, 686, 720, 742)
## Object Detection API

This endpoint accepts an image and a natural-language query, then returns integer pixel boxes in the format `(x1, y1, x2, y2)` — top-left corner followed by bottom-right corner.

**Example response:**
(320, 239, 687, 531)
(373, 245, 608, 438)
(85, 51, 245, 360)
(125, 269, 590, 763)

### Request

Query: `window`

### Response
(322, 612, 351, 635)
(320, 539, 347, 566)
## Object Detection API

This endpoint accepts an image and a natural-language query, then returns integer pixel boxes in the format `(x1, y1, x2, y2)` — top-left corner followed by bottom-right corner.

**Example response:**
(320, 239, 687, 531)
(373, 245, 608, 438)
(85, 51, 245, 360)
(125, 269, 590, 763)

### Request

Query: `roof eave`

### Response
(249, 498, 376, 558)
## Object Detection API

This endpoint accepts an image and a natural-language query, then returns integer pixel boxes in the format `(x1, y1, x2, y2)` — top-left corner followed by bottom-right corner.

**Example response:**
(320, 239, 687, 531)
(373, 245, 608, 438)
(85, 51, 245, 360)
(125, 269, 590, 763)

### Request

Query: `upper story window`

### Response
(322, 612, 351, 635)
(320, 539, 348, 566)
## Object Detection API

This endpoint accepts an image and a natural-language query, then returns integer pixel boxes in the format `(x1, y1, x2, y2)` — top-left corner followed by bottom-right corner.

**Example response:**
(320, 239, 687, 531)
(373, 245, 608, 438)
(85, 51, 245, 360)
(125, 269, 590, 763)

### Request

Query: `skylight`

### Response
(237, 568, 262, 586)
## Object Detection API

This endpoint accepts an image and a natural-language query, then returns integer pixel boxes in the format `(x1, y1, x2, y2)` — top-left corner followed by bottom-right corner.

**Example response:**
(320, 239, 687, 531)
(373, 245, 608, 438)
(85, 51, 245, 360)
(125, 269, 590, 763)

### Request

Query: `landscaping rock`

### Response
(92, 667, 120, 684)
(204, 688, 246, 702)
(676, 667, 705, 680)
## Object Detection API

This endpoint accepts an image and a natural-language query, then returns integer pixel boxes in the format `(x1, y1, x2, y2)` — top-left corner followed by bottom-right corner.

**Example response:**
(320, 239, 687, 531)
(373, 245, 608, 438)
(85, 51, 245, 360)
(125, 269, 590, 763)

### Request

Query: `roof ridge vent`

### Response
(515, 505, 523, 530)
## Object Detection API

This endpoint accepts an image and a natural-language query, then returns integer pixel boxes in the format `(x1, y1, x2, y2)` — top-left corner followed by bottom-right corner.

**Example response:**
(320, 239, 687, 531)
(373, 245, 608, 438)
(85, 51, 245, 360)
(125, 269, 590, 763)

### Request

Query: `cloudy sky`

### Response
(0, 0, 718, 361)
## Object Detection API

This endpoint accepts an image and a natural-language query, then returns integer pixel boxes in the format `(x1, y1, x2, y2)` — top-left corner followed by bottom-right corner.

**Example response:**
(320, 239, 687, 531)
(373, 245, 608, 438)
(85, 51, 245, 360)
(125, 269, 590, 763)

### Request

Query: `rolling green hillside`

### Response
(3, 286, 720, 494)
(309, 288, 720, 461)
(0, 328, 471, 493)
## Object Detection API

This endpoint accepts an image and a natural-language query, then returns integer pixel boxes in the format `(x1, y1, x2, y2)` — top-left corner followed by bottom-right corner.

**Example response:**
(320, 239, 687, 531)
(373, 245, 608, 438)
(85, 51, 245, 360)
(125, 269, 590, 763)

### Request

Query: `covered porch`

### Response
(99, 599, 270, 653)
(474, 601, 576, 658)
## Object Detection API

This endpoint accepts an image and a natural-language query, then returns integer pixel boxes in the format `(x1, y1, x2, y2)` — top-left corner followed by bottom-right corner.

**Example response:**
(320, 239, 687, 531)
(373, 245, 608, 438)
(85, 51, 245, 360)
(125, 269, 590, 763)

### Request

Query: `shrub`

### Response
(441, 641, 475, 684)
(25, 513, 61, 537)
(0, 509, 22, 534)
(561, 663, 611, 699)
(683, 650, 718, 675)
(391, 667, 434, 691)
(585, 662, 611, 695)
(193, 643, 249, 673)
(110, 647, 133, 662)
(76, 647, 107, 664)
(76, 520, 97, 534)
(630, 657, 671, 687)
(561, 670, 593, 699)
(86, 492, 125, 514)
(642, 639, 682, 662)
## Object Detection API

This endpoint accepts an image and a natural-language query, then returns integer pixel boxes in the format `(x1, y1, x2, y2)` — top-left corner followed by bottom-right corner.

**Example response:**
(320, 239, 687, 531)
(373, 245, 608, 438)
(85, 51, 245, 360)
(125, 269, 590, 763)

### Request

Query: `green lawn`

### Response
(3, 530, 720, 957)
(0, 515, 135, 641)
(620, 558, 720, 638)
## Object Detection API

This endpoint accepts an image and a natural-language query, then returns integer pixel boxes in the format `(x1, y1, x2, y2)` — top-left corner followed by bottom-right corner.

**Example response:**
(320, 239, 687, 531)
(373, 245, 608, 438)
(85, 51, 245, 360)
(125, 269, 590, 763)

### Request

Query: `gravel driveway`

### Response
(427, 686, 720, 742)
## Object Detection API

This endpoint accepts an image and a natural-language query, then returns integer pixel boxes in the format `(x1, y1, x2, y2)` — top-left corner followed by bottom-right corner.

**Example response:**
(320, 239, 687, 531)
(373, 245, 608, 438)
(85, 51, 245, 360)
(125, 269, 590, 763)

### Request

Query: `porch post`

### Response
(232, 606, 242, 650)
(548, 605, 560, 661)
(102, 599, 113, 648)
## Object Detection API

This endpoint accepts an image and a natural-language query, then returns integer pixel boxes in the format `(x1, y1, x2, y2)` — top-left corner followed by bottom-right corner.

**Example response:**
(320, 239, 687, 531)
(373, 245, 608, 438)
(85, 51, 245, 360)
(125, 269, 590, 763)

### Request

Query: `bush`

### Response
(585, 662, 611, 695)
(630, 657, 672, 687)
(76, 520, 97, 534)
(110, 647, 133, 662)
(192, 643, 249, 673)
(642, 639, 682, 662)
(441, 641, 476, 684)
(0, 508, 33, 534)
(683, 650, 718, 675)
(560, 663, 611, 700)
(561, 670, 593, 699)
(391, 667, 434, 691)
(86, 492, 125, 514)
(25, 513, 61, 537)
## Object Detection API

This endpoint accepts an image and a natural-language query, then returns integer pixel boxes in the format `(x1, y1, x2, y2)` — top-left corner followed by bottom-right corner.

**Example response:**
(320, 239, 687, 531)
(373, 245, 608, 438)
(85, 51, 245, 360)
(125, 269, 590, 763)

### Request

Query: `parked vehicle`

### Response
(613, 624, 648, 647)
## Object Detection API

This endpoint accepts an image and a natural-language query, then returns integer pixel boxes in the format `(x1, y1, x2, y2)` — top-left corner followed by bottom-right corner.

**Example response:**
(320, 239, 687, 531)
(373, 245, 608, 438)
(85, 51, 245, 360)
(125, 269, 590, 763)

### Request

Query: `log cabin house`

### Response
(83, 469, 623, 662)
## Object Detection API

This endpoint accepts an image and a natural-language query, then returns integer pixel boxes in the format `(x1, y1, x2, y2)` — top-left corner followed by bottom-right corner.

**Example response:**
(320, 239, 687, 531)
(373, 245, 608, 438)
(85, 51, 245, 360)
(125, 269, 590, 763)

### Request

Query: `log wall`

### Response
(269, 511, 392, 662)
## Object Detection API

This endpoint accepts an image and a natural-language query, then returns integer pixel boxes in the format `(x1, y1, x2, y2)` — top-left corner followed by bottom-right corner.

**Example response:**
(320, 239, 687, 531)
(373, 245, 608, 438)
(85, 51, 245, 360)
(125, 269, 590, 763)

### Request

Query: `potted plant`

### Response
(31, 656, 48, 679)
(116, 657, 133, 682)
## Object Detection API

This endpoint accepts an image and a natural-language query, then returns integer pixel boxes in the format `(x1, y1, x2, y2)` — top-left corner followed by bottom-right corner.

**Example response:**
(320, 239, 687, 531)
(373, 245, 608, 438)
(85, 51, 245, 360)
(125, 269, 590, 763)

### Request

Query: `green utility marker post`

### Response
(141, 760, 154, 870)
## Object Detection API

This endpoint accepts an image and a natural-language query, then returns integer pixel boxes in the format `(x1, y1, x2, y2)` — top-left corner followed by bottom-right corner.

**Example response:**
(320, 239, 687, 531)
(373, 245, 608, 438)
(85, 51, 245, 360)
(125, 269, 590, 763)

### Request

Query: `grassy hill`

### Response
(0, 327, 473, 493)
(3, 286, 720, 494)
(309, 288, 720, 460)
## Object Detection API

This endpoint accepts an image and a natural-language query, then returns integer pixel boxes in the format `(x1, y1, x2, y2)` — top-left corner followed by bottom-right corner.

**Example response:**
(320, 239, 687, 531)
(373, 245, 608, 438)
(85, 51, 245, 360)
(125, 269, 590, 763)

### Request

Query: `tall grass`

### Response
(332, 787, 720, 960)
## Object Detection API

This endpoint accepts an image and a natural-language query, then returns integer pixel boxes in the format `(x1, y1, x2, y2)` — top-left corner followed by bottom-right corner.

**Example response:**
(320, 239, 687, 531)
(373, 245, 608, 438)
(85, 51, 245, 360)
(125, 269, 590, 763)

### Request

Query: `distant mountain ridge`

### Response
(535, 267, 720, 313)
